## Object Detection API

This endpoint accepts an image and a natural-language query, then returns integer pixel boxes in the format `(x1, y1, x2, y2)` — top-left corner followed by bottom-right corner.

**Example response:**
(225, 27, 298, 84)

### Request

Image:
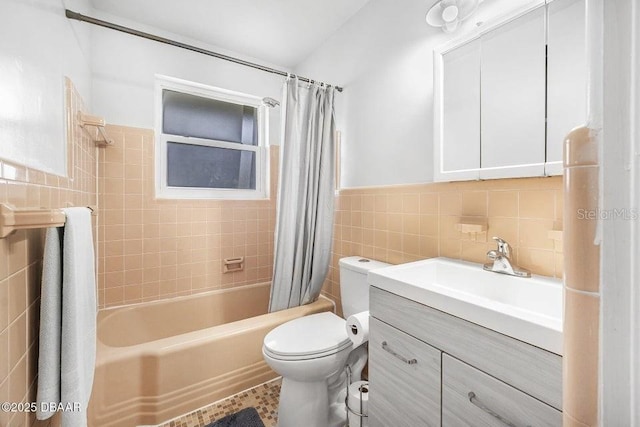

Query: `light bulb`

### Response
(442, 5, 459, 23)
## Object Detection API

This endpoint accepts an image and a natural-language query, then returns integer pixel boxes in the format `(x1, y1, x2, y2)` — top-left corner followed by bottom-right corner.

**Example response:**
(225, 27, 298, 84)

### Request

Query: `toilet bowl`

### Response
(263, 256, 390, 427)
(263, 312, 355, 427)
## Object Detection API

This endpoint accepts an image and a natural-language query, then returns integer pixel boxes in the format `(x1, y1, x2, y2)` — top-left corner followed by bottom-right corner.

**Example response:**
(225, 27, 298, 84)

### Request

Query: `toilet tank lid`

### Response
(339, 256, 391, 274)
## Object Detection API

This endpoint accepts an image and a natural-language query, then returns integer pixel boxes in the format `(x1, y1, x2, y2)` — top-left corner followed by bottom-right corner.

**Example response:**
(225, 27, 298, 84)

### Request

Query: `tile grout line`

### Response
(155, 377, 282, 427)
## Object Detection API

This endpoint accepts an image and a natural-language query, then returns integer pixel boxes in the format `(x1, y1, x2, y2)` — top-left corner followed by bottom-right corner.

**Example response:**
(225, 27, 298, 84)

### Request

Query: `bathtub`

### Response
(88, 282, 334, 426)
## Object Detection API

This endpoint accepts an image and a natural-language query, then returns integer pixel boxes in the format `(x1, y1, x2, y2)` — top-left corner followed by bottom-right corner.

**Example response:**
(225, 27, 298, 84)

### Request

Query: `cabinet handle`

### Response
(381, 341, 417, 365)
(468, 392, 520, 427)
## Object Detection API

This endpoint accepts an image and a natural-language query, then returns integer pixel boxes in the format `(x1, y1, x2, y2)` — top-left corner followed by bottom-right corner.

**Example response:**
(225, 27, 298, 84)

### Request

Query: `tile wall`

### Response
(0, 79, 568, 425)
(0, 79, 98, 427)
(97, 126, 278, 308)
(322, 176, 563, 313)
(562, 126, 600, 426)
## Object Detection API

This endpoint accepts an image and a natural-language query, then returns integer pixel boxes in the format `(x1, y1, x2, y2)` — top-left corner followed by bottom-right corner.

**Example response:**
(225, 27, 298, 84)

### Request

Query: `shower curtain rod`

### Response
(65, 10, 343, 92)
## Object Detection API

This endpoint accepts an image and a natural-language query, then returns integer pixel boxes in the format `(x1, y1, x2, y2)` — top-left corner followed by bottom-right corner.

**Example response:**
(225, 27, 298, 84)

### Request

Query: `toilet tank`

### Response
(339, 256, 390, 318)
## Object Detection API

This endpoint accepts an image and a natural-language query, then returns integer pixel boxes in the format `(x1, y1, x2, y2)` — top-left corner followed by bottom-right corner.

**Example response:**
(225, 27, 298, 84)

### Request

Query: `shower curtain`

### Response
(268, 76, 336, 312)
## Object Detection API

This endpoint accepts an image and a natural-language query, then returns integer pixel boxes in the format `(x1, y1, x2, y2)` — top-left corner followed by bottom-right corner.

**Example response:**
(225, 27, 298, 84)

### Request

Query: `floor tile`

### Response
(159, 379, 280, 427)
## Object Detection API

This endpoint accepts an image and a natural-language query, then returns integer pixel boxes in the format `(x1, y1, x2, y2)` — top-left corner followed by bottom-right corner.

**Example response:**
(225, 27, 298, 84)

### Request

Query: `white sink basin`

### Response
(368, 257, 563, 355)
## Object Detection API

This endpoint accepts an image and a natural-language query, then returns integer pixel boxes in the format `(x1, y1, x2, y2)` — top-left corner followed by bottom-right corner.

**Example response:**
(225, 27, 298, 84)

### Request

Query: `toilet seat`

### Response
(263, 312, 352, 361)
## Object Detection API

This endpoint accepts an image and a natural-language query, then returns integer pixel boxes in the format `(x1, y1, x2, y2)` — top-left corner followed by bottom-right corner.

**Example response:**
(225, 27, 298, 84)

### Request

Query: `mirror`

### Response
(480, 6, 546, 178)
(546, 0, 587, 174)
(433, 0, 587, 182)
(441, 39, 481, 176)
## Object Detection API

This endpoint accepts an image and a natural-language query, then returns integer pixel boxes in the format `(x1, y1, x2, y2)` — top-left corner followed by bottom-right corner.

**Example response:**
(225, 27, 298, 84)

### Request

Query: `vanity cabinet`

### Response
(433, 0, 587, 182)
(368, 318, 441, 427)
(442, 355, 562, 426)
(368, 287, 563, 426)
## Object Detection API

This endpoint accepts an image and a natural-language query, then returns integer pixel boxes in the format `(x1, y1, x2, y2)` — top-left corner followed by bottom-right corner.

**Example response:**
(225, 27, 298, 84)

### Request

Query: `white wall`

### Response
(599, 0, 637, 423)
(295, 0, 535, 188)
(90, 12, 286, 145)
(0, 0, 92, 176)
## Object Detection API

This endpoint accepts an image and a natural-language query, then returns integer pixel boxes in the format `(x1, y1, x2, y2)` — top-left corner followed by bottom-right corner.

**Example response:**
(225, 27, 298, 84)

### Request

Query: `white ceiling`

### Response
(89, 0, 371, 68)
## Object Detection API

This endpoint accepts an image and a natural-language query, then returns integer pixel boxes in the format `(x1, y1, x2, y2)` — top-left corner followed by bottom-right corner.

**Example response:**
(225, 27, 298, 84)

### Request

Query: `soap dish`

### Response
(455, 221, 487, 234)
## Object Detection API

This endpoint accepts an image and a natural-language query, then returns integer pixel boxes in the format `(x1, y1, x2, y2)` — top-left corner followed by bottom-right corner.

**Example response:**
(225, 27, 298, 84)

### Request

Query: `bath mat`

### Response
(205, 407, 265, 427)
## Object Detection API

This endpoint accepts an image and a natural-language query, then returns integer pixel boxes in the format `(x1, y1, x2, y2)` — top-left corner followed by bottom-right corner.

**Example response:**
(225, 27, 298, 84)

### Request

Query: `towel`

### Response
(36, 207, 97, 427)
(36, 227, 63, 419)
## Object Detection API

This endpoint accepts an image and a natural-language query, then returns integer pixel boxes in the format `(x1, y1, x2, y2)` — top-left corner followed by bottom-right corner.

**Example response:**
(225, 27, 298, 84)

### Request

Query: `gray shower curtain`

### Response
(268, 76, 336, 312)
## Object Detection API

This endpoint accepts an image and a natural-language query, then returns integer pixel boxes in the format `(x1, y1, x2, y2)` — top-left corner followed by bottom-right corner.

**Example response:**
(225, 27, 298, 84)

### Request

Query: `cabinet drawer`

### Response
(443, 354, 562, 427)
(370, 287, 562, 410)
(369, 318, 441, 427)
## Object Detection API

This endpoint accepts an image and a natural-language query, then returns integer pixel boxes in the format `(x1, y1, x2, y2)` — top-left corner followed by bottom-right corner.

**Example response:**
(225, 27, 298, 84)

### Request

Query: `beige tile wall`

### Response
(322, 176, 563, 313)
(0, 79, 98, 427)
(562, 126, 600, 427)
(0, 76, 569, 426)
(97, 126, 278, 308)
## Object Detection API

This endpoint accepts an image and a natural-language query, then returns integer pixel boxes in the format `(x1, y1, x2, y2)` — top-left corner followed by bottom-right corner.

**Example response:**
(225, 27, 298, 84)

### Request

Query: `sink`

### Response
(368, 257, 563, 355)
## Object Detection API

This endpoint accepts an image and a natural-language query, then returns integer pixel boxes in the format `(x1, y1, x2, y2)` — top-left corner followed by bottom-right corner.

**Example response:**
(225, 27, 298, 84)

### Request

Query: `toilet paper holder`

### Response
(344, 366, 368, 427)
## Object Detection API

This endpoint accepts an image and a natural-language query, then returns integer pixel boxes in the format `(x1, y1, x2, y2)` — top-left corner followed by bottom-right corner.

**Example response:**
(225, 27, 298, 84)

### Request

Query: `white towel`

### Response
(61, 208, 97, 427)
(36, 207, 97, 427)
(36, 227, 63, 420)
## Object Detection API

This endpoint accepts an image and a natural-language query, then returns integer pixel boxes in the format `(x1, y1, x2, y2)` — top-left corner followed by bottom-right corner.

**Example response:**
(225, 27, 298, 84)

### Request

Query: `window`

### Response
(155, 76, 269, 199)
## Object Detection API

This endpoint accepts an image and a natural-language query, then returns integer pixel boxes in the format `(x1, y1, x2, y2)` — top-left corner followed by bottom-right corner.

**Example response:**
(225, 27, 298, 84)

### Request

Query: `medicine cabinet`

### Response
(433, 0, 587, 182)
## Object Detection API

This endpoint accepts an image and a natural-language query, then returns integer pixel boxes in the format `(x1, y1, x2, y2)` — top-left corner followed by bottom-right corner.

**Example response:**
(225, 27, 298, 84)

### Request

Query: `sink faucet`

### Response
(483, 237, 531, 278)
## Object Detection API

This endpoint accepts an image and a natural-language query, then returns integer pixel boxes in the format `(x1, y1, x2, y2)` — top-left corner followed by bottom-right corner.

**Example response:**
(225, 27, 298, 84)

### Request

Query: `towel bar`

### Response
(0, 203, 96, 238)
(78, 112, 114, 146)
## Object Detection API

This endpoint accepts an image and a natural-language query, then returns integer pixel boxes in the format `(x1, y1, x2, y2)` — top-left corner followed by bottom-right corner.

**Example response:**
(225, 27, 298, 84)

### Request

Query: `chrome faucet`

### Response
(483, 237, 531, 278)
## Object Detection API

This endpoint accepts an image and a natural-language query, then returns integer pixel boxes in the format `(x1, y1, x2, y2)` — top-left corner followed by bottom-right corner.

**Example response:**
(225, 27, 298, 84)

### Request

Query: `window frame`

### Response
(154, 75, 269, 200)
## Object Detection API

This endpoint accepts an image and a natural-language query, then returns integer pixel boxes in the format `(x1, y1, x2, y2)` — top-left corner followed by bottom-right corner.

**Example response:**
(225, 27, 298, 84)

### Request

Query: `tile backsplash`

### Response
(0, 78, 97, 427)
(97, 126, 278, 308)
(322, 177, 563, 313)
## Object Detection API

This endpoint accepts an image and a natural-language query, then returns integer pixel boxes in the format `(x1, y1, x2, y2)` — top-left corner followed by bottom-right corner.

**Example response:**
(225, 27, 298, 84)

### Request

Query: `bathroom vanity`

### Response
(366, 258, 563, 427)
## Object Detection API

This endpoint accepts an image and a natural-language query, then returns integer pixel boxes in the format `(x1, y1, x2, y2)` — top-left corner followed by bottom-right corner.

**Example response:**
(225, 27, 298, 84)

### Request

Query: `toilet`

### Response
(262, 256, 389, 427)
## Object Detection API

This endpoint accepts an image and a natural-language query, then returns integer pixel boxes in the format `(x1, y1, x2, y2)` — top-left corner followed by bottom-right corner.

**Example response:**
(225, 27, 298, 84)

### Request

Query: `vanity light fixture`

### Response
(426, 0, 481, 33)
